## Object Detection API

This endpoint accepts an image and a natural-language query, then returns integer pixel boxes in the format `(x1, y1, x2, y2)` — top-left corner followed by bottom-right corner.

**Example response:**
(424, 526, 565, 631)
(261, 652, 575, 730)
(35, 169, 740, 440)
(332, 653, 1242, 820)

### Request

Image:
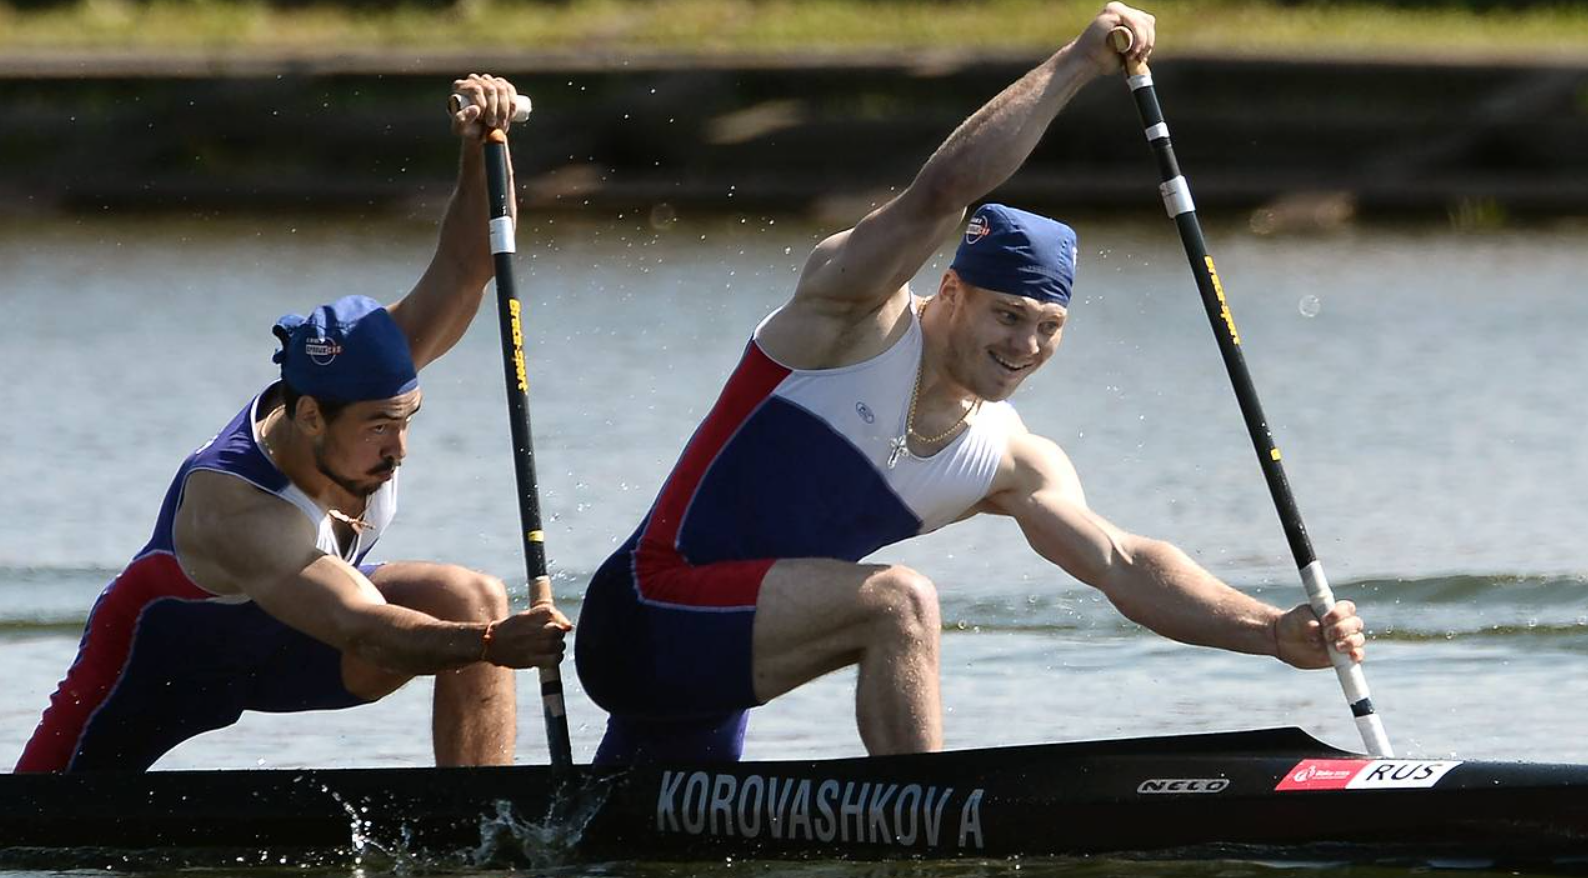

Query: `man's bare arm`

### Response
(387, 74, 521, 371)
(983, 434, 1365, 668)
(174, 471, 566, 674)
(789, 3, 1157, 319)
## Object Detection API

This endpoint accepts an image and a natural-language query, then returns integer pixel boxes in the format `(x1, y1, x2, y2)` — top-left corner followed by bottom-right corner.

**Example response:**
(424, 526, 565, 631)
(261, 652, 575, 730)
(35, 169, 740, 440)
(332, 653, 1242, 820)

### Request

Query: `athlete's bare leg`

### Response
(343, 561, 517, 766)
(752, 559, 942, 755)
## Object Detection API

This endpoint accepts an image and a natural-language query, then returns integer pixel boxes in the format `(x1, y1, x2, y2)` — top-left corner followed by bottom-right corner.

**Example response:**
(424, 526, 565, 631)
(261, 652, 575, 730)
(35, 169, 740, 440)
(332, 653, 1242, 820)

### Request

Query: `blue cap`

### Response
(949, 204, 1078, 307)
(271, 295, 418, 403)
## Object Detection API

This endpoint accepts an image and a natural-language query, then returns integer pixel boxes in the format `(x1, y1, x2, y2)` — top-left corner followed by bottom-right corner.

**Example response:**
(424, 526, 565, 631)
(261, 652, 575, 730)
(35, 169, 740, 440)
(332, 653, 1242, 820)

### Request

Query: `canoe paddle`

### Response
(449, 91, 574, 770)
(1106, 29, 1393, 758)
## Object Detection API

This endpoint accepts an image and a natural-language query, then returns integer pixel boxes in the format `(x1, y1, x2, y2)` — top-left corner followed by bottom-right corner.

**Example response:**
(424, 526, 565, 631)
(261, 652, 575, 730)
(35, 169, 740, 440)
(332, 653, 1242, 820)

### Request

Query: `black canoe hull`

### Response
(4, 728, 1587, 866)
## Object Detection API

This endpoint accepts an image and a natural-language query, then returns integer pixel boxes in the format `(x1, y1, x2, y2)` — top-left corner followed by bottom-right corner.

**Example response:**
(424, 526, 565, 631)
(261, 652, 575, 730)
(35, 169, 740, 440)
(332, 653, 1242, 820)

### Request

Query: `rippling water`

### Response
(2, 211, 1587, 876)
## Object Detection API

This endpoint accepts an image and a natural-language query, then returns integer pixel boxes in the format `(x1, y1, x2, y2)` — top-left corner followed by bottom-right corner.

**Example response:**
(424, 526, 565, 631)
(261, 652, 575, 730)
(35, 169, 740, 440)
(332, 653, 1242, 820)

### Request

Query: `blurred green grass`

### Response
(1, 0, 1585, 59)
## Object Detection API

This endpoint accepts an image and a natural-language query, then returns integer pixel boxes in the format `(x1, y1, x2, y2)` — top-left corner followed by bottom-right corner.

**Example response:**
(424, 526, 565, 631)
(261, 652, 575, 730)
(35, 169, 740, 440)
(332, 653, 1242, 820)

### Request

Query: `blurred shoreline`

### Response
(3, 49, 1584, 221)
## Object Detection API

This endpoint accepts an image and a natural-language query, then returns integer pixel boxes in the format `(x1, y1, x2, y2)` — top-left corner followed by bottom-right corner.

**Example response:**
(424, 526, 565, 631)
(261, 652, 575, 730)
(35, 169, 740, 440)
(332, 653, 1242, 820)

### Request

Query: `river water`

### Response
(2, 210, 1587, 876)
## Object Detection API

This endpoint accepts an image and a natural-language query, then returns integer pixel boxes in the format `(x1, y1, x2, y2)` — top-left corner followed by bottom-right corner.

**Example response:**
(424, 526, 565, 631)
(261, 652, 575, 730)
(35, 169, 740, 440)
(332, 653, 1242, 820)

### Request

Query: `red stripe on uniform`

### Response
(635, 557, 778, 610)
(633, 343, 788, 608)
(14, 553, 208, 772)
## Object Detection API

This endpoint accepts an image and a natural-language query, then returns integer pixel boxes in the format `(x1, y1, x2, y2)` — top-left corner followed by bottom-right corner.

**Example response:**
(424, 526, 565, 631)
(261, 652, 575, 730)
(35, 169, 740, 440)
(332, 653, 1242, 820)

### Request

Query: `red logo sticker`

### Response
(1275, 759, 1371, 791)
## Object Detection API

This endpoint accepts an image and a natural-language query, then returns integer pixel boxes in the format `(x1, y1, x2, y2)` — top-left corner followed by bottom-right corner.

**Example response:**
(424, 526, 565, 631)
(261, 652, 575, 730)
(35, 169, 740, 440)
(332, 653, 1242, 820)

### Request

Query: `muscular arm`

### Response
(387, 75, 521, 371)
(782, 5, 1154, 325)
(174, 471, 489, 675)
(984, 433, 1363, 668)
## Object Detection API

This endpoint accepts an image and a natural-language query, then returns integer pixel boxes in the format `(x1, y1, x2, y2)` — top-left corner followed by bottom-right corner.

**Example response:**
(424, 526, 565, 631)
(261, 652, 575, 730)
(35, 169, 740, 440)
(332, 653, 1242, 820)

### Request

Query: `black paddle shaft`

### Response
(1120, 72, 1314, 568)
(483, 129, 573, 770)
(1108, 31, 1392, 757)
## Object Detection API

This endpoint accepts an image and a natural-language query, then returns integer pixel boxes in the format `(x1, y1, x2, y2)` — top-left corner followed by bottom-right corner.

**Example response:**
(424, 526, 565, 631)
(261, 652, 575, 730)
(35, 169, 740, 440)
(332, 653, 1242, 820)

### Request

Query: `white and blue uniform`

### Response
(576, 304, 1021, 763)
(17, 384, 396, 772)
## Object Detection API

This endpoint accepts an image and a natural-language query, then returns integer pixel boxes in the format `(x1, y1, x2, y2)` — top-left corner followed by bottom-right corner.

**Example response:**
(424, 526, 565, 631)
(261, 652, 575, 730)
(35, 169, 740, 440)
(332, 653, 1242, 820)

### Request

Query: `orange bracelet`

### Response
(480, 620, 498, 663)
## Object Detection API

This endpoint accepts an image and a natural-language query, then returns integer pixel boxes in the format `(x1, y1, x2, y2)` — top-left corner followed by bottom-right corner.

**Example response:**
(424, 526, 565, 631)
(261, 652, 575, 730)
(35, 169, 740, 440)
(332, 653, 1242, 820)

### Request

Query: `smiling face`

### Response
(936, 271, 1067, 402)
(301, 389, 423, 498)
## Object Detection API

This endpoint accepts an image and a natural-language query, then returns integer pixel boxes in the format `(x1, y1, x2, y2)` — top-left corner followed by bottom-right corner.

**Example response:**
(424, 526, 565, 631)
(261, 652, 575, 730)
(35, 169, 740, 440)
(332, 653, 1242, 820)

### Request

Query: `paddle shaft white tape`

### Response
(1300, 562, 1394, 757)
(448, 93, 533, 123)
(1158, 176, 1195, 217)
(490, 216, 516, 255)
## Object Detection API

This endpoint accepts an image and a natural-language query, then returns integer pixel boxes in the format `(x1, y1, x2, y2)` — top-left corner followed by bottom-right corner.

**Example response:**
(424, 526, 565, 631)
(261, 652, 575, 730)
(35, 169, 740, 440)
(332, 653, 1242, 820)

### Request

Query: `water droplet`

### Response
(1298, 295, 1322, 317)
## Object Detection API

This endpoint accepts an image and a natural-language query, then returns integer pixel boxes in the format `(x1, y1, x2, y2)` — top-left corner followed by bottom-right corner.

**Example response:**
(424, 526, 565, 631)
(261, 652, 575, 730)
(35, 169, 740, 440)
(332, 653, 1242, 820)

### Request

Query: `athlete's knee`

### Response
(863, 565, 941, 641)
(418, 567, 509, 622)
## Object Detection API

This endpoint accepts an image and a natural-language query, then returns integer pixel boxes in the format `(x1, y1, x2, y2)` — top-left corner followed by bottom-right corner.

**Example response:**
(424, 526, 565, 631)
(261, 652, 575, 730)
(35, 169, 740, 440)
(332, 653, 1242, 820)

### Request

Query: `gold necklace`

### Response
(887, 298, 982, 469)
(908, 392, 981, 444)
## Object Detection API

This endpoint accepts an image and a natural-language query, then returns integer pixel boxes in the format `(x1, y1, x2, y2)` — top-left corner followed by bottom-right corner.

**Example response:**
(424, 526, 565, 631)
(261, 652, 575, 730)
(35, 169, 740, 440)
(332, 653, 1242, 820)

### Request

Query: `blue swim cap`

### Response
(949, 204, 1078, 307)
(271, 295, 418, 403)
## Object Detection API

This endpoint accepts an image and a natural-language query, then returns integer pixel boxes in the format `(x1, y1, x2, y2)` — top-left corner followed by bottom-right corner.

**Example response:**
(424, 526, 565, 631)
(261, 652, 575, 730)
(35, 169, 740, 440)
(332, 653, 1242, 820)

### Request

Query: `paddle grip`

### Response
(530, 574, 555, 609)
(449, 92, 533, 123)
(1107, 26, 1150, 77)
(530, 574, 572, 743)
(1302, 560, 1393, 756)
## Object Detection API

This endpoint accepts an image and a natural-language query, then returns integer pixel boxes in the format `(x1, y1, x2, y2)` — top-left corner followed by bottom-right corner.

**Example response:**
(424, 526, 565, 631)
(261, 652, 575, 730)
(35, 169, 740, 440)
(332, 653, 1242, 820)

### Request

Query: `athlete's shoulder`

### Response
(987, 423, 1086, 508)
(174, 470, 319, 594)
(187, 388, 292, 491)
(756, 288, 915, 371)
(977, 398, 1027, 436)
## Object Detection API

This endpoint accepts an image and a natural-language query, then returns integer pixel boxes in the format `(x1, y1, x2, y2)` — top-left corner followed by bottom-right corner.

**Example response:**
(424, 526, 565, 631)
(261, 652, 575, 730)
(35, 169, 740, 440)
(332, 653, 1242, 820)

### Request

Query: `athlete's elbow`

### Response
(907, 166, 971, 219)
(344, 632, 430, 676)
(333, 616, 379, 660)
(1090, 534, 1164, 599)
(333, 614, 412, 674)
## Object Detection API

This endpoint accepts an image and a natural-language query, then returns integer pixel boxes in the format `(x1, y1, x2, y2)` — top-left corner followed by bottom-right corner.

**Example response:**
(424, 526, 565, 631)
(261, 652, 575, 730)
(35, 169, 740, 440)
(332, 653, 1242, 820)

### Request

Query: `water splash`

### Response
(471, 774, 617, 867)
(319, 781, 375, 865)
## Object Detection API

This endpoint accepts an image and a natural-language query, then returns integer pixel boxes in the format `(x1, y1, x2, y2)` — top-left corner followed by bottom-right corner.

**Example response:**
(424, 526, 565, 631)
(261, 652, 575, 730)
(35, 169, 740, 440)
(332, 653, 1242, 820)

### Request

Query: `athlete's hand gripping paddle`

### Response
(452, 89, 574, 770)
(1106, 27, 1393, 758)
(448, 93, 533, 124)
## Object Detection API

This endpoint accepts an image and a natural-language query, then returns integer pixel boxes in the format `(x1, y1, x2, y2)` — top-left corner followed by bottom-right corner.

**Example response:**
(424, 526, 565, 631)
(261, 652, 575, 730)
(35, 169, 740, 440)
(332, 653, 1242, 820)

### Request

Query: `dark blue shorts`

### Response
(574, 543, 765, 765)
(18, 554, 370, 772)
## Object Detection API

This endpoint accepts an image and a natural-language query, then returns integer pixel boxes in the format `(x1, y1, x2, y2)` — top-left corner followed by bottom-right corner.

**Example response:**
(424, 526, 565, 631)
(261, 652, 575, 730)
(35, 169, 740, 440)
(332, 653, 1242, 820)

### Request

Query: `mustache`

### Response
(368, 459, 400, 477)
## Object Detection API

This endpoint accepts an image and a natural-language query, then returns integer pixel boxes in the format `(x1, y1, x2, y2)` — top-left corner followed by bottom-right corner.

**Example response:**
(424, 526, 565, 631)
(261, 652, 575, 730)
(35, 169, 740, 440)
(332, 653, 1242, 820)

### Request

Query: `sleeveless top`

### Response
(135, 382, 399, 598)
(623, 302, 1020, 581)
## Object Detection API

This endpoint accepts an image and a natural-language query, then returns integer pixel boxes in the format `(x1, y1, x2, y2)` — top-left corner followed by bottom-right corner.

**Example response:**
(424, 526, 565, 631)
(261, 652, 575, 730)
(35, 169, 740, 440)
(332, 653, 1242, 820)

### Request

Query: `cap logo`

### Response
(964, 214, 990, 245)
(304, 337, 343, 366)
